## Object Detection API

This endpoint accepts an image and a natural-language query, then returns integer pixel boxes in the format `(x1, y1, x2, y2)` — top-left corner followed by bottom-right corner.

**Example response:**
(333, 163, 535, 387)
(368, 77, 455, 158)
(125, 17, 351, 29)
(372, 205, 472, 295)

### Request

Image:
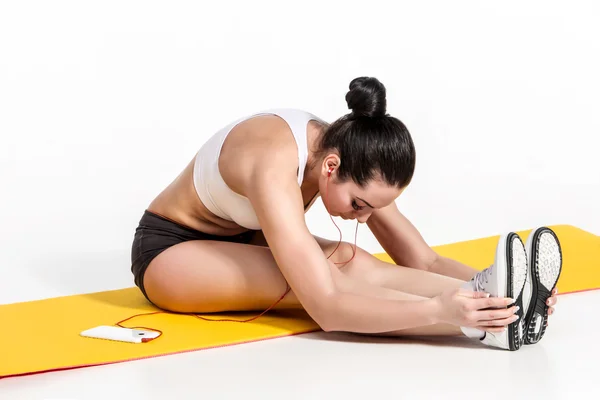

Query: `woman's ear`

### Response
(323, 154, 340, 177)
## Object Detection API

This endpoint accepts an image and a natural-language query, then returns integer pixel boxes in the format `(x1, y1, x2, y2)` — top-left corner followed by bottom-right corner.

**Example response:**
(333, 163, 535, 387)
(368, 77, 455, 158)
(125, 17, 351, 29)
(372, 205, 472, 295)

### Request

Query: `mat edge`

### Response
(0, 326, 321, 380)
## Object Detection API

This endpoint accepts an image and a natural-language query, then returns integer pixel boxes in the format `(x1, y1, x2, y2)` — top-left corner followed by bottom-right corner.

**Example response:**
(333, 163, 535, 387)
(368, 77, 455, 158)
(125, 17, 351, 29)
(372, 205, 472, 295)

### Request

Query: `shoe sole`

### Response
(524, 227, 562, 344)
(493, 232, 528, 351)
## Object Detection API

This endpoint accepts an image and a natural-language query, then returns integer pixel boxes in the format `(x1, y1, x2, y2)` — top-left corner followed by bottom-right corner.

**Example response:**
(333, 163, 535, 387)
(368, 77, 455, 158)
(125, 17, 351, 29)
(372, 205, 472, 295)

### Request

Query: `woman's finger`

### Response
(482, 327, 506, 334)
(469, 296, 515, 311)
(471, 291, 491, 299)
(458, 289, 490, 299)
(477, 314, 520, 327)
(473, 305, 519, 322)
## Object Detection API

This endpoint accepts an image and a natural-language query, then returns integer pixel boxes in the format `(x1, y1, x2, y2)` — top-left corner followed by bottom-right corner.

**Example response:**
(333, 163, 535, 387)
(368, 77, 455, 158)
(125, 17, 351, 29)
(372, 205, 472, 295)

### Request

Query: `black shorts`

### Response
(130, 210, 257, 302)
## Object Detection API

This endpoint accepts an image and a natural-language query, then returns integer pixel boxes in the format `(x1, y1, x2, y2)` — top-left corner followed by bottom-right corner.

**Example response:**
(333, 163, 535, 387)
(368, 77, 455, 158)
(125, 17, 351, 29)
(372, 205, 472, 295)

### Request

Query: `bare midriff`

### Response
(146, 157, 252, 236)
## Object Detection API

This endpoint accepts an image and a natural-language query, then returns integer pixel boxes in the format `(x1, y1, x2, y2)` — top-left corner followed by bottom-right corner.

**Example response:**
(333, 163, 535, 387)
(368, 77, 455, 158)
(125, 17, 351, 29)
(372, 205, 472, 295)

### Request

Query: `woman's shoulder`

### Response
(218, 112, 304, 195)
(225, 112, 298, 153)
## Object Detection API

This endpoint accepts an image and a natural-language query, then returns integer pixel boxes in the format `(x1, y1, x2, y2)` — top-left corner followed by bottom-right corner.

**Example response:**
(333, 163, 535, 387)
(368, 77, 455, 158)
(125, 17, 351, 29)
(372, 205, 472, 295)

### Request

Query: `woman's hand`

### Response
(434, 288, 519, 333)
(546, 288, 558, 326)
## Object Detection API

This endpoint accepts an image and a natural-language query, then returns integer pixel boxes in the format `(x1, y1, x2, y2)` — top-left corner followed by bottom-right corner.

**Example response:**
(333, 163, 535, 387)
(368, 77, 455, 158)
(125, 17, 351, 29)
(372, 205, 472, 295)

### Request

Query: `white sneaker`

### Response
(522, 227, 563, 344)
(461, 232, 528, 351)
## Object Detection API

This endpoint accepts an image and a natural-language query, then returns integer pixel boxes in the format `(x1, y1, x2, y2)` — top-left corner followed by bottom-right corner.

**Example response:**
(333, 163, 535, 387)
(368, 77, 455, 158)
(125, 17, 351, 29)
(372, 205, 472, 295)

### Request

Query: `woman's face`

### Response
(319, 169, 404, 223)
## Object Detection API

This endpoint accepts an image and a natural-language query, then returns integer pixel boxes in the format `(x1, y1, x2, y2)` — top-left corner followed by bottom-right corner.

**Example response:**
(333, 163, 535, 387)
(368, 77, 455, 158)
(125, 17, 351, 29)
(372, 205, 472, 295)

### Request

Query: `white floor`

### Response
(1, 257, 599, 399)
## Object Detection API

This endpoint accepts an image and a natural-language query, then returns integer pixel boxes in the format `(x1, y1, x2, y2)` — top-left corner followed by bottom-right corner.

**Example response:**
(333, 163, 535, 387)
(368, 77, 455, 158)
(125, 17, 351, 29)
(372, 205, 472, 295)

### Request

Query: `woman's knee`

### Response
(318, 239, 373, 274)
(322, 240, 393, 286)
(316, 237, 356, 262)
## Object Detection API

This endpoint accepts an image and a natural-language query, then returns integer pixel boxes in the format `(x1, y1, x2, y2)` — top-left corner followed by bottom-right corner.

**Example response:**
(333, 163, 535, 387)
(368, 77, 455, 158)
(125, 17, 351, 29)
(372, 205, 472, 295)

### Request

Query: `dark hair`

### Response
(314, 77, 416, 189)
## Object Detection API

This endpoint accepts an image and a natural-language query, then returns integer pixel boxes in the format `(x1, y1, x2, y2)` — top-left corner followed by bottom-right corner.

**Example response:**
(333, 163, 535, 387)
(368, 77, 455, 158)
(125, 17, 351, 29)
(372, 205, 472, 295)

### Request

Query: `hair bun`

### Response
(345, 77, 387, 118)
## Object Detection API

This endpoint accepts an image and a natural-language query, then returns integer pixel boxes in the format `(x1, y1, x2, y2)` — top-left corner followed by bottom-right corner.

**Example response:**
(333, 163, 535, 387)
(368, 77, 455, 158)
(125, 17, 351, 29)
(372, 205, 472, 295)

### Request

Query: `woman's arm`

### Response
(367, 203, 559, 316)
(245, 159, 441, 332)
(368, 202, 481, 280)
(428, 256, 480, 281)
(367, 201, 438, 270)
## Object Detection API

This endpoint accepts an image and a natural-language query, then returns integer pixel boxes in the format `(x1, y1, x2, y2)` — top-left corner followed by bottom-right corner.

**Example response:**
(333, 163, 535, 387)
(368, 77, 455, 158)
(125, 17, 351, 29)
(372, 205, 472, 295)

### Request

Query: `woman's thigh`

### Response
(141, 231, 370, 313)
(142, 239, 302, 313)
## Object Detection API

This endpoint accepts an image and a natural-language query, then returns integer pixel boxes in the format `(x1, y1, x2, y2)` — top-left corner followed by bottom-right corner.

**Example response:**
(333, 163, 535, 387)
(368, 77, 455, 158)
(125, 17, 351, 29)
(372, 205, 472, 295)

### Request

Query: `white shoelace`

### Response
(472, 265, 494, 292)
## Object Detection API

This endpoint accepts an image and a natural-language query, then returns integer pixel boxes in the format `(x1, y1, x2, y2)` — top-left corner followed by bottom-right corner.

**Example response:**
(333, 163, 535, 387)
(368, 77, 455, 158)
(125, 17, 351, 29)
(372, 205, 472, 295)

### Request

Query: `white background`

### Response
(1, 1, 598, 303)
(1, 1, 600, 398)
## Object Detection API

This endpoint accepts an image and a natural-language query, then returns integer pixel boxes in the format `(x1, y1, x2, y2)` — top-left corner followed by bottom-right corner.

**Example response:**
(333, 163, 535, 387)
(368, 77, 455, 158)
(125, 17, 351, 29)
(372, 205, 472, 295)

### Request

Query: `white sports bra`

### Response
(192, 108, 325, 230)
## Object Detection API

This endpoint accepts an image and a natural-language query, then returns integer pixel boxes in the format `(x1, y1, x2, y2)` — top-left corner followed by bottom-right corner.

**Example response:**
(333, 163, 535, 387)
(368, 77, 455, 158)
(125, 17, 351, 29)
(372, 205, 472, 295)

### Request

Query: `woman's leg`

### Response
(252, 231, 464, 298)
(315, 236, 468, 297)
(142, 238, 463, 337)
(250, 231, 467, 299)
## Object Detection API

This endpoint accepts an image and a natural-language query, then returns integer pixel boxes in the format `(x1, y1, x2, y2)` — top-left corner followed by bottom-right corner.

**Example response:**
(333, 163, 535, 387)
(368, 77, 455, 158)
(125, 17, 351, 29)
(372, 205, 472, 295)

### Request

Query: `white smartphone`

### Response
(80, 325, 160, 343)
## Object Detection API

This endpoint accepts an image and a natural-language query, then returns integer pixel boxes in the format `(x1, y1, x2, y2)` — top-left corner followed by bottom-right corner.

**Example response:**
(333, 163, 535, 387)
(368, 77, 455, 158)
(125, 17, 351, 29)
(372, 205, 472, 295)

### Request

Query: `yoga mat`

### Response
(1, 224, 598, 378)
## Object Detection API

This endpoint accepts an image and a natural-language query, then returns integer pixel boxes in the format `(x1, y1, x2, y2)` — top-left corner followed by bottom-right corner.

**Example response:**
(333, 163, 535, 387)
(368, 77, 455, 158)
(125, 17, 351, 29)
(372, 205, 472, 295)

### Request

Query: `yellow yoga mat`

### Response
(1, 225, 598, 379)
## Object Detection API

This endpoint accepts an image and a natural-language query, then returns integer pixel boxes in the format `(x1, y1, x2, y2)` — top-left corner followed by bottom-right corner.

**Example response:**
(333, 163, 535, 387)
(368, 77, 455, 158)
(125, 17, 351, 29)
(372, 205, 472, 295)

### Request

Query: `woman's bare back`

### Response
(146, 115, 323, 236)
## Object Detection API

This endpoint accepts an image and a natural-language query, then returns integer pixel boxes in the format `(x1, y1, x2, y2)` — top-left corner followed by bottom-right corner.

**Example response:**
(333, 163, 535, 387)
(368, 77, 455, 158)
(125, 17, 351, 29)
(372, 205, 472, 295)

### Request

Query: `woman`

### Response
(130, 77, 560, 351)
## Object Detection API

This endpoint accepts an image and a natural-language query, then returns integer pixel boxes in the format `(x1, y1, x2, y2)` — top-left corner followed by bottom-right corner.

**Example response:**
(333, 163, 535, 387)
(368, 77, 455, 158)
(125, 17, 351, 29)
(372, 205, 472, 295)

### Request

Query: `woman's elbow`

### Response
(303, 292, 343, 332)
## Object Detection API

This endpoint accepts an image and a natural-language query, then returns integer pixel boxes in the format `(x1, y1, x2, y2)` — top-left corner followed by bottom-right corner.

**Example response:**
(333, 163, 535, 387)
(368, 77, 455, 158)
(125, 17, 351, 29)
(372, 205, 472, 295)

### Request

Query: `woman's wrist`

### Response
(425, 296, 444, 325)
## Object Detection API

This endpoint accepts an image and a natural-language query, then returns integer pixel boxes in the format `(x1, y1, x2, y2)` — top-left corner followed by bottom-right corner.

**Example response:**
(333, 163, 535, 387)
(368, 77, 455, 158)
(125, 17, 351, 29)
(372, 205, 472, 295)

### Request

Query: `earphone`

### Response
(328, 167, 334, 176)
